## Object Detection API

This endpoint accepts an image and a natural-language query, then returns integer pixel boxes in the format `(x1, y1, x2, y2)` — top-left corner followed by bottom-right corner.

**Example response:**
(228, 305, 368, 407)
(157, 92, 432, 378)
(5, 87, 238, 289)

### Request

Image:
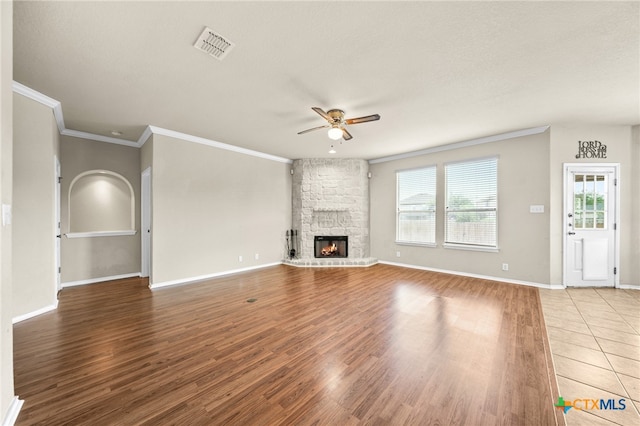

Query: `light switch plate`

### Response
(2, 204, 11, 226)
(529, 205, 544, 214)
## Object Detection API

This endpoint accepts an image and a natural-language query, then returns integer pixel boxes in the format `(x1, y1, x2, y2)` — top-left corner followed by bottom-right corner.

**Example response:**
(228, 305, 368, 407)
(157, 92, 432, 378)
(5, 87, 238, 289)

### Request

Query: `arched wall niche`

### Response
(67, 170, 137, 238)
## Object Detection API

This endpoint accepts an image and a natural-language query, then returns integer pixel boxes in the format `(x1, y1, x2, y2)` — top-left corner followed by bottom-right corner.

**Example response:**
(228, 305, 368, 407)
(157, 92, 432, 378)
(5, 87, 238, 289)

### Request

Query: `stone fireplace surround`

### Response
(284, 158, 377, 267)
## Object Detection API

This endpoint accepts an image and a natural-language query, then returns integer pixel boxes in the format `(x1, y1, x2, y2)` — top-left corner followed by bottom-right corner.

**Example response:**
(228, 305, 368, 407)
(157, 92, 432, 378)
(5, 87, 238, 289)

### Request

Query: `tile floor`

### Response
(539, 287, 640, 425)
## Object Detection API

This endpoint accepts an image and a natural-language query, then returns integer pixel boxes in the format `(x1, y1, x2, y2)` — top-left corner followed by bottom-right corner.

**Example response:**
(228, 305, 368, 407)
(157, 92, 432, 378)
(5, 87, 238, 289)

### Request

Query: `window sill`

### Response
(66, 230, 137, 238)
(395, 241, 437, 248)
(443, 243, 499, 253)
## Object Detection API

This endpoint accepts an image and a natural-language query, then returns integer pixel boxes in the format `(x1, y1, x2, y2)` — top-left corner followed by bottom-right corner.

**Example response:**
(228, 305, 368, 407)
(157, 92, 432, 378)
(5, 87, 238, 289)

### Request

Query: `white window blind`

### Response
(445, 157, 497, 247)
(397, 166, 436, 244)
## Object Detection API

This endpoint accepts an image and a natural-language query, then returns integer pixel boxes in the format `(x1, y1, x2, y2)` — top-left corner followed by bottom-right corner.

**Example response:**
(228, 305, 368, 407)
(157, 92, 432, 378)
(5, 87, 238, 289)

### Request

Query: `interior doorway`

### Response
(55, 156, 61, 293)
(141, 167, 151, 279)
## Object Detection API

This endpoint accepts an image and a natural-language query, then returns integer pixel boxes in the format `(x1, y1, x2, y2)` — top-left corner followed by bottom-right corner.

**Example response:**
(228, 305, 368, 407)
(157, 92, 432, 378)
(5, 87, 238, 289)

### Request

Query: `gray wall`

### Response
(150, 134, 291, 286)
(60, 136, 141, 283)
(0, 0, 14, 419)
(371, 124, 639, 287)
(549, 124, 638, 286)
(370, 130, 552, 284)
(13, 93, 60, 317)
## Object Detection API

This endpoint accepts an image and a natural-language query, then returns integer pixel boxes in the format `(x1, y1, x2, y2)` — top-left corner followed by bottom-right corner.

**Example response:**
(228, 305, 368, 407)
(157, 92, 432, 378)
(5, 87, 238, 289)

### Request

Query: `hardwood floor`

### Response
(14, 264, 563, 425)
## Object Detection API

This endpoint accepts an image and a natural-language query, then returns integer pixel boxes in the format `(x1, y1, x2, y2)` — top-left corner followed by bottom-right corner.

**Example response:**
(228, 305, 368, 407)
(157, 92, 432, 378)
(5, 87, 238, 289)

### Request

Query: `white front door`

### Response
(564, 164, 618, 287)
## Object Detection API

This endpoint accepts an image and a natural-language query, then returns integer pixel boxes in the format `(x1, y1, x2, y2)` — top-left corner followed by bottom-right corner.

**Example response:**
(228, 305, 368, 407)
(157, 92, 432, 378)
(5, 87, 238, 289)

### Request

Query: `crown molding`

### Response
(12, 81, 293, 164)
(13, 80, 140, 146)
(60, 128, 140, 147)
(368, 125, 550, 164)
(14, 81, 547, 167)
(148, 125, 293, 164)
(137, 125, 154, 146)
(12, 81, 65, 134)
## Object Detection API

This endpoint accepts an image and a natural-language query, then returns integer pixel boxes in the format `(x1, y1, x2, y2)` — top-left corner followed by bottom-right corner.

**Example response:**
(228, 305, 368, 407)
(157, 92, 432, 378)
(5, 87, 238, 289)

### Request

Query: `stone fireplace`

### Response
(285, 158, 377, 266)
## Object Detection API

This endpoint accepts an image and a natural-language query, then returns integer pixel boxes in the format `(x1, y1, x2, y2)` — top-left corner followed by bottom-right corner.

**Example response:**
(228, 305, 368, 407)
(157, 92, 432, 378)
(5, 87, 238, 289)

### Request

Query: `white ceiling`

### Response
(13, 1, 640, 161)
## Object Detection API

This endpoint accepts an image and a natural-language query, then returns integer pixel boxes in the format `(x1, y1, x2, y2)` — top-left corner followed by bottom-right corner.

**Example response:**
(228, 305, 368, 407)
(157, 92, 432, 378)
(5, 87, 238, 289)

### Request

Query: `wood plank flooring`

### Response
(14, 264, 563, 425)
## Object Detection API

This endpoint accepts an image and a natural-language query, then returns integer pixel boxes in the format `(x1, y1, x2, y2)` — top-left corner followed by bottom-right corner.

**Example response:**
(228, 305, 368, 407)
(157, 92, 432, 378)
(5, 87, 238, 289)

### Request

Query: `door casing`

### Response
(562, 163, 620, 288)
(141, 167, 152, 279)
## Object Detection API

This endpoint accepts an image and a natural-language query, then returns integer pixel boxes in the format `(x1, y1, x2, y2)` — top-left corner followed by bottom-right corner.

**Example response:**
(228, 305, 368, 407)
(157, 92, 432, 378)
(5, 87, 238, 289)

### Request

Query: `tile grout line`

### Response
(592, 288, 640, 412)
(595, 288, 640, 335)
(564, 289, 640, 418)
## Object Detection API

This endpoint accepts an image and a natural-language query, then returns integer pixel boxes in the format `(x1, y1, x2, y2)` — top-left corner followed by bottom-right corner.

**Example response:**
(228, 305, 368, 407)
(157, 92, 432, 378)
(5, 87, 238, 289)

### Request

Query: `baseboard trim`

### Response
(1, 396, 23, 426)
(619, 284, 640, 290)
(378, 260, 557, 289)
(12, 301, 58, 324)
(62, 272, 141, 288)
(149, 262, 282, 290)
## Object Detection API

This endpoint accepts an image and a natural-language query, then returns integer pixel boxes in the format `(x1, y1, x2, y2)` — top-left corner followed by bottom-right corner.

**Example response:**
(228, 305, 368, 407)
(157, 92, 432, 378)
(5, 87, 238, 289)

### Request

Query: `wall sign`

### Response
(576, 140, 607, 159)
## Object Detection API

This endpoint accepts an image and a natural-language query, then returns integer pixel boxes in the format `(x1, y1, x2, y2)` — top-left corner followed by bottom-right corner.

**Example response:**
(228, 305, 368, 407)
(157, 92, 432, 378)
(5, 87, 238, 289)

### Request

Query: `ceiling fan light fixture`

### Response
(328, 127, 343, 140)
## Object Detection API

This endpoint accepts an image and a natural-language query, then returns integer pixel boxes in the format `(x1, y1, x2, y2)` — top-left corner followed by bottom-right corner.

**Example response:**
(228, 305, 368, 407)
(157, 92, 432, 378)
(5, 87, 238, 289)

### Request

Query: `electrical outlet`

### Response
(255, 253, 259, 260)
(396, 251, 401, 257)
(502, 263, 509, 271)
(238, 255, 243, 262)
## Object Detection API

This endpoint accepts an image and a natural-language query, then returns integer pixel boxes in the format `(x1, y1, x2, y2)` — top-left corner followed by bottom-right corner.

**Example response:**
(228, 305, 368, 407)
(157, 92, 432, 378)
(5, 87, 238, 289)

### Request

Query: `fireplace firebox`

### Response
(314, 236, 348, 258)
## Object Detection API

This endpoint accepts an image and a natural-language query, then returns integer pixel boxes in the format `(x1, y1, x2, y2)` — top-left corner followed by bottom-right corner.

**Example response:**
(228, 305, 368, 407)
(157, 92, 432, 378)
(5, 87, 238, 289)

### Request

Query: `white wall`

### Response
(370, 130, 551, 285)
(12, 93, 60, 319)
(0, 0, 15, 422)
(150, 134, 291, 286)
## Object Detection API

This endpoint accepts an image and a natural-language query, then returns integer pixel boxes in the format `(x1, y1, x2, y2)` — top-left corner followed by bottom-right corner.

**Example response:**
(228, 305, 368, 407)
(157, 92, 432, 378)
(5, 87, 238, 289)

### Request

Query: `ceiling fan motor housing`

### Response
(327, 109, 345, 123)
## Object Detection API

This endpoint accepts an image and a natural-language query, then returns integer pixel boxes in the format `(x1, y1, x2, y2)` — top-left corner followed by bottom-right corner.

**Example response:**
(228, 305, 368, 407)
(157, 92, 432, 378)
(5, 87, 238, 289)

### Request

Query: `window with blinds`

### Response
(445, 157, 498, 247)
(397, 166, 436, 244)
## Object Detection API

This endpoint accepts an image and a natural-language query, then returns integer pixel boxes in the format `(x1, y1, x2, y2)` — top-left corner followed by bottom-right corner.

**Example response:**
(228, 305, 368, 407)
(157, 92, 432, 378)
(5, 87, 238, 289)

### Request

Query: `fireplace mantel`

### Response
(313, 207, 349, 212)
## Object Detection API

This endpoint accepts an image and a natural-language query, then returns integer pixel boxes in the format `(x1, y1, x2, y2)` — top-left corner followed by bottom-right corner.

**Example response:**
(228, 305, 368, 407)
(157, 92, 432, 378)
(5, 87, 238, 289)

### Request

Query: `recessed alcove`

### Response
(66, 170, 136, 238)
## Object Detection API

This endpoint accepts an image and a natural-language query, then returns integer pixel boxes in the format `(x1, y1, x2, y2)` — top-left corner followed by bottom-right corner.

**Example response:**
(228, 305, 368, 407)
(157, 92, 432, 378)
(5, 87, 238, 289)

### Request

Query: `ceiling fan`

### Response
(297, 107, 380, 141)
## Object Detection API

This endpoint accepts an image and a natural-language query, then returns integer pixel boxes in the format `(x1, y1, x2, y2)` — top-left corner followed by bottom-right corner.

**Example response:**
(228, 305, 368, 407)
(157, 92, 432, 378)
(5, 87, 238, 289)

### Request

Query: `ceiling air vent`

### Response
(193, 27, 235, 60)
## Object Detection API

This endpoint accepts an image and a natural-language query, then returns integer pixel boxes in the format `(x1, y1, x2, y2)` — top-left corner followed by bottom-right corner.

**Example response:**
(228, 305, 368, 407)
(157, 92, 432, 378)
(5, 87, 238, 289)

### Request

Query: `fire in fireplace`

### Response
(314, 236, 348, 258)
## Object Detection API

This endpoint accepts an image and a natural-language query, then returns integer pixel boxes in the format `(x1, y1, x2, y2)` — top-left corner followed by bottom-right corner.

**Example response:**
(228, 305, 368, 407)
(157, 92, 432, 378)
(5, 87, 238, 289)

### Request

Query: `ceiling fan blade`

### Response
(342, 128, 353, 140)
(311, 107, 332, 122)
(297, 124, 330, 135)
(344, 114, 380, 125)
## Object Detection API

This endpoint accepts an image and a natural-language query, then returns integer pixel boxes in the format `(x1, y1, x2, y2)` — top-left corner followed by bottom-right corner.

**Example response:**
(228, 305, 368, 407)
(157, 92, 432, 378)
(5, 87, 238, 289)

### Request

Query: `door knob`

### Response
(568, 232, 576, 235)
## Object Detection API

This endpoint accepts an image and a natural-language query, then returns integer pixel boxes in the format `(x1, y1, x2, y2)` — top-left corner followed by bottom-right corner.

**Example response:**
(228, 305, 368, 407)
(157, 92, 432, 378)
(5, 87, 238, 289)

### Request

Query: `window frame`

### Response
(396, 165, 437, 246)
(444, 156, 499, 251)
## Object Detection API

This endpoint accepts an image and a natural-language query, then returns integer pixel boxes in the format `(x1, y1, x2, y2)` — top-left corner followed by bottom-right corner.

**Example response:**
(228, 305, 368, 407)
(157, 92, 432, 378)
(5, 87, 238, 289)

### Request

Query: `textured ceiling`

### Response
(13, 1, 640, 160)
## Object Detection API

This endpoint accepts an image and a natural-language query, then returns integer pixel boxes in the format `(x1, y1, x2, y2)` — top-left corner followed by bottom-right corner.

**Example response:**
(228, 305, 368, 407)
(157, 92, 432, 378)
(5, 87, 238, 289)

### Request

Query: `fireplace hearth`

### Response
(314, 236, 348, 258)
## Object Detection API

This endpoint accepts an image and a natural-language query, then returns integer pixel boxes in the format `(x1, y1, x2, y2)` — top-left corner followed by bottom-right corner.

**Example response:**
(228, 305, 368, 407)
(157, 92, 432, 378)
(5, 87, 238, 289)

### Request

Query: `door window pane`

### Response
(573, 173, 607, 230)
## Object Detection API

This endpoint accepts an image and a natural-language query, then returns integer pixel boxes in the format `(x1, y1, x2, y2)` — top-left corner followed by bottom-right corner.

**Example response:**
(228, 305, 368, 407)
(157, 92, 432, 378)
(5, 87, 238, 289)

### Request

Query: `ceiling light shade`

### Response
(328, 127, 343, 140)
